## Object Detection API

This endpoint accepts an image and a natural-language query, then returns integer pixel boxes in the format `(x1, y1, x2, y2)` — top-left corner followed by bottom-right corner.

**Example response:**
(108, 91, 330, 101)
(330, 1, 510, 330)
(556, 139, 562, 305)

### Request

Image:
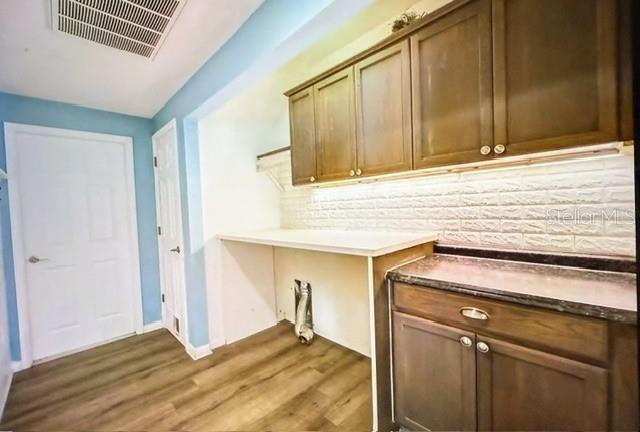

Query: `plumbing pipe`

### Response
(294, 282, 314, 344)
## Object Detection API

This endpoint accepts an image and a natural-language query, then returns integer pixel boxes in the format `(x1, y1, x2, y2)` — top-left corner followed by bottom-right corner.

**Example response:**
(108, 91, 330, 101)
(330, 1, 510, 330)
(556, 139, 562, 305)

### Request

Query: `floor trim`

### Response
(11, 361, 26, 373)
(186, 343, 213, 360)
(141, 321, 163, 334)
(209, 337, 225, 351)
(0, 372, 12, 420)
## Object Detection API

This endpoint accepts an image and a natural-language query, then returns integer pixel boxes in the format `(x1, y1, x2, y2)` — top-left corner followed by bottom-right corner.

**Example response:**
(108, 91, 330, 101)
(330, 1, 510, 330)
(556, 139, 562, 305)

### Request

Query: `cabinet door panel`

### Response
(477, 336, 608, 431)
(314, 68, 357, 181)
(618, 0, 634, 140)
(393, 312, 476, 431)
(355, 40, 412, 176)
(493, 0, 618, 154)
(411, 0, 493, 168)
(289, 88, 317, 185)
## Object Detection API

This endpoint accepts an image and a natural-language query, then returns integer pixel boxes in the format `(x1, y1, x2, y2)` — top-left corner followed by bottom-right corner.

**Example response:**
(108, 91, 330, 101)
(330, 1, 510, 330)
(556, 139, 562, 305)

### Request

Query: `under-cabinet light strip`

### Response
(301, 142, 625, 189)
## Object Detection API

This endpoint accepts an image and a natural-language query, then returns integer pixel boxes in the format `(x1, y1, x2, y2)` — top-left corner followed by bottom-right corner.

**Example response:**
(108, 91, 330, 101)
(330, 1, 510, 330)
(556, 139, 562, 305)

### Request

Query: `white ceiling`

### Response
(0, 0, 264, 118)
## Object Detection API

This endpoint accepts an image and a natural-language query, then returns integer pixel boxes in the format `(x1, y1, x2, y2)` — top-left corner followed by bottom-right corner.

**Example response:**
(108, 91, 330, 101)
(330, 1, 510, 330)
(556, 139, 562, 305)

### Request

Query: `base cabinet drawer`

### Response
(393, 311, 608, 431)
(393, 282, 608, 363)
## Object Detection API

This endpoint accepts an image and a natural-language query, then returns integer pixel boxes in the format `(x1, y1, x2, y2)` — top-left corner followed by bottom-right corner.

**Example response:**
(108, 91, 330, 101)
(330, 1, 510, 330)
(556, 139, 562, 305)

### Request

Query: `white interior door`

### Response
(152, 120, 187, 345)
(5, 123, 141, 364)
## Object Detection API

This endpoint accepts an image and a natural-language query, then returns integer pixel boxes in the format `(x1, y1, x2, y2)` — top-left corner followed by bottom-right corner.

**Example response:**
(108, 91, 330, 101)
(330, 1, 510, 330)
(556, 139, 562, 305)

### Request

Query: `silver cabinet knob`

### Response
(349, 169, 355, 177)
(170, 246, 181, 254)
(494, 144, 506, 154)
(460, 336, 473, 348)
(477, 341, 490, 353)
(309, 176, 316, 183)
(355, 168, 362, 176)
(460, 307, 490, 321)
(28, 256, 49, 264)
(480, 145, 491, 155)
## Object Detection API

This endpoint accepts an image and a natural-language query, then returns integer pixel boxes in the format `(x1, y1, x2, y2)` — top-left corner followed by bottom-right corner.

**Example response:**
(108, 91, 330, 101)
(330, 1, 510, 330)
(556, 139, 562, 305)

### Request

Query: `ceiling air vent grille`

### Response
(52, 0, 187, 58)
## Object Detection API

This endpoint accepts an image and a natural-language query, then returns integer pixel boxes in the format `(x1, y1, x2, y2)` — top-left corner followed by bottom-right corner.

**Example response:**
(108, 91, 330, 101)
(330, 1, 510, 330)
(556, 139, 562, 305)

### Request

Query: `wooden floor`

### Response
(1, 323, 373, 431)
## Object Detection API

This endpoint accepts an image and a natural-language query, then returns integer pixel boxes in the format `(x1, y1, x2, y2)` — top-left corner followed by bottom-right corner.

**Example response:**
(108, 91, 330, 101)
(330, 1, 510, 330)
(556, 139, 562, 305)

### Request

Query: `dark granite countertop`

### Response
(388, 253, 637, 324)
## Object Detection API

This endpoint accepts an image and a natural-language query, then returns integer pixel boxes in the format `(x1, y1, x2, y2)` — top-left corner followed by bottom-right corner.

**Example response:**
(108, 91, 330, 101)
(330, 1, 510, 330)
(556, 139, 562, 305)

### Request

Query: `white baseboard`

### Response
(0, 372, 12, 420)
(142, 321, 163, 334)
(209, 337, 225, 351)
(186, 343, 212, 360)
(11, 360, 27, 372)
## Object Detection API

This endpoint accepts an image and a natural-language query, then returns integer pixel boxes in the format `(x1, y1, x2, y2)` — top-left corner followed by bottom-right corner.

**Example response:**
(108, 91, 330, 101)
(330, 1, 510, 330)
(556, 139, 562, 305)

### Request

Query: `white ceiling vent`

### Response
(51, 0, 187, 59)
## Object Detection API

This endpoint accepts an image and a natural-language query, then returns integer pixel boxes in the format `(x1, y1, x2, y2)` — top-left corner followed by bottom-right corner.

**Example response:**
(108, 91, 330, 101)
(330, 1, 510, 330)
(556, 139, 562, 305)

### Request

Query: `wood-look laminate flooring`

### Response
(1, 322, 373, 431)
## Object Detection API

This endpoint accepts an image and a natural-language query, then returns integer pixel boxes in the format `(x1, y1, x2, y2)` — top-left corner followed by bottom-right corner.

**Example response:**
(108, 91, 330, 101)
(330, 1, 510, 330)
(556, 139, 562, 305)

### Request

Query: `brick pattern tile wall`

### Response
(274, 152, 636, 256)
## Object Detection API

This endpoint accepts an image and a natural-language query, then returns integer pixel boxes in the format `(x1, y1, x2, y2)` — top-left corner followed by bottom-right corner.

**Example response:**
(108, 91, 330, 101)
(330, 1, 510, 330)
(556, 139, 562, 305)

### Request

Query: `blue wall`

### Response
(0, 0, 343, 356)
(151, 0, 334, 348)
(0, 91, 161, 360)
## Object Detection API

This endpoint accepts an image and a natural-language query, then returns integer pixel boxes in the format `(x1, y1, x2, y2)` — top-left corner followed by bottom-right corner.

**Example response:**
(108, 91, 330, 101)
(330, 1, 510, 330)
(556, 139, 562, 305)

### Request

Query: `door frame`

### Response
(4, 122, 143, 370)
(151, 119, 189, 347)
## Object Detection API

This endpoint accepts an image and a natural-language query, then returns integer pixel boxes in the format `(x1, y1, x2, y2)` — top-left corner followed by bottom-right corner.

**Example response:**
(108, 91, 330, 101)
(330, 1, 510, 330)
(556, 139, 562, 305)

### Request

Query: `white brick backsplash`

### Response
(546, 220, 605, 235)
(604, 220, 636, 237)
(603, 186, 635, 203)
(275, 152, 635, 256)
(547, 188, 604, 204)
(443, 231, 482, 244)
(501, 219, 546, 234)
(523, 234, 575, 252)
(574, 236, 636, 256)
(481, 232, 524, 248)
(461, 219, 501, 232)
(499, 191, 550, 206)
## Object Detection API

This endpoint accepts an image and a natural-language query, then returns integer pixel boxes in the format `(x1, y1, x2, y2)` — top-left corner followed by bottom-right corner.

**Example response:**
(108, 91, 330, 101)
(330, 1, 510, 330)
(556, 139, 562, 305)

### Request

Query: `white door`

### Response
(5, 123, 141, 364)
(152, 120, 187, 344)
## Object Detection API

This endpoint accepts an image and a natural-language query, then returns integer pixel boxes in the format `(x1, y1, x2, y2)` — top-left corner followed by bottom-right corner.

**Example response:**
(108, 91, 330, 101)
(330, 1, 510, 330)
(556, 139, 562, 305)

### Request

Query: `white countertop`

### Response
(217, 229, 439, 257)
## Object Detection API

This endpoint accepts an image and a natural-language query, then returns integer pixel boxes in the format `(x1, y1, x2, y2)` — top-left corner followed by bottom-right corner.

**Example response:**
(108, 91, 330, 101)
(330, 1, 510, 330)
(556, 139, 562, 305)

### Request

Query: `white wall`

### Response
(274, 247, 370, 356)
(198, 102, 282, 347)
(0, 216, 12, 416)
(198, 0, 451, 347)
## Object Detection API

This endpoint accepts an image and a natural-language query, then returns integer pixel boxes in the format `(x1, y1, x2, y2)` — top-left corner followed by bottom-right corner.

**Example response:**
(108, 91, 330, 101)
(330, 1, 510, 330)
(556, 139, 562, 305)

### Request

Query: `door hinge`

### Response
(161, 294, 165, 303)
(157, 226, 162, 236)
(153, 156, 158, 167)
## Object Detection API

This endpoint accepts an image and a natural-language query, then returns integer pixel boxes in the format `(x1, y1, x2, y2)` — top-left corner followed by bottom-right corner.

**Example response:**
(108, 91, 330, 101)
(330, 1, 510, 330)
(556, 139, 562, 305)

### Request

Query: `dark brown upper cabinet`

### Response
(411, 0, 494, 169)
(289, 88, 317, 185)
(285, 0, 632, 185)
(355, 40, 413, 177)
(492, 0, 619, 156)
(314, 67, 357, 182)
(618, 0, 634, 141)
(393, 312, 477, 432)
(477, 336, 608, 431)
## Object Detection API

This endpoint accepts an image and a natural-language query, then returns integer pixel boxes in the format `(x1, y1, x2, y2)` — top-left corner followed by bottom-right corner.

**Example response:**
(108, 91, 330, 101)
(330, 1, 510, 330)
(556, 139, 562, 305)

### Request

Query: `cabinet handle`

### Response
(355, 168, 362, 176)
(460, 307, 490, 321)
(459, 336, 473, 348)
(349, 169, 355, 177)
(309, 176, 316, 183)
(477, 341, 490, 353)
(480, 145, 491, 155)
(494, 144, 506, 155)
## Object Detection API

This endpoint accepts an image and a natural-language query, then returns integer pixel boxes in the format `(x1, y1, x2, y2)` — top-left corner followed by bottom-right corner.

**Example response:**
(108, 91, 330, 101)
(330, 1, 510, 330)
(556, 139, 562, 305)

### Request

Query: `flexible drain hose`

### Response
(294, 282, 314, 344)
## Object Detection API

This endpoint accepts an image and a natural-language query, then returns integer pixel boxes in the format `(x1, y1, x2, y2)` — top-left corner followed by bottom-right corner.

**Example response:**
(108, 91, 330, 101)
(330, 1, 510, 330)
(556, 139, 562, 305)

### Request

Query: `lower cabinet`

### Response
(393, 310, 610, 431)
(394, 313, 477, 431)
(476, 335, 607, 431)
